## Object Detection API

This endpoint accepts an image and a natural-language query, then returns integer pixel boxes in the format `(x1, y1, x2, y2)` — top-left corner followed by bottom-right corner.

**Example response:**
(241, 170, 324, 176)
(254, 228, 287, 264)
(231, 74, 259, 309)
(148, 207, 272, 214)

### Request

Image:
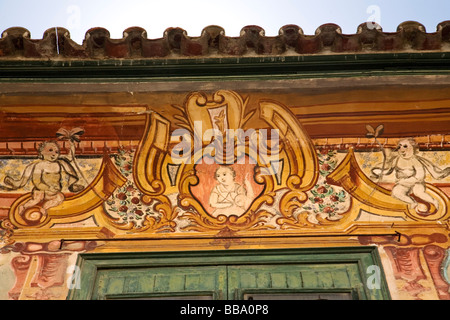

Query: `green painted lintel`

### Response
(0, 52, 449, 82)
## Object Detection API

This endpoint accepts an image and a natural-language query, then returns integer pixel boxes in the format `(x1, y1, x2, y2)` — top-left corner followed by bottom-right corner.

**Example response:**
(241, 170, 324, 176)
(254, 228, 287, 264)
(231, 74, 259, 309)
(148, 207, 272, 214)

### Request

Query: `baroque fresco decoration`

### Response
(101, 90, 324, 233)
(328, 139, 450, 222)
(0, 89, 355, 246)
(0, 88, 450, 300)
(1, 90, 450, 240)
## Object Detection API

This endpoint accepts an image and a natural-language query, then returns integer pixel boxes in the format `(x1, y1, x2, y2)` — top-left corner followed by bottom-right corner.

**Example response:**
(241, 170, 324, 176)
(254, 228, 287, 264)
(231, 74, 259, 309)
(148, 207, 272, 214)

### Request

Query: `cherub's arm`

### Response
(371, 155, 396, 179)
(209, 187, 232, 208)
(59, 140, 85, 192)
(59, 158, 78, 179)
(1, 162, 35, 190)
(58, 158, 82, 192)
(62, 140, 76, 162)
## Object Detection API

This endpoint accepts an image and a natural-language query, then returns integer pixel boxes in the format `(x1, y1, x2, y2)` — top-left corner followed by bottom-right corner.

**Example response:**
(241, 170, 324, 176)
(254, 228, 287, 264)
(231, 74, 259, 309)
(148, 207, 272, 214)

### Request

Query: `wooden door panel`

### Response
(68, 248, 390, 300)
(92, 266, 227, 300)
(228, 263, 363, 300)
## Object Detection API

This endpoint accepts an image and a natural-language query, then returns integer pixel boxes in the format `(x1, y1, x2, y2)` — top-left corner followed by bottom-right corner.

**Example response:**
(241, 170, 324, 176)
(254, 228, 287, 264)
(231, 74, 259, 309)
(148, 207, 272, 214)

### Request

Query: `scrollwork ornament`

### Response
(1, 218, 15, 246)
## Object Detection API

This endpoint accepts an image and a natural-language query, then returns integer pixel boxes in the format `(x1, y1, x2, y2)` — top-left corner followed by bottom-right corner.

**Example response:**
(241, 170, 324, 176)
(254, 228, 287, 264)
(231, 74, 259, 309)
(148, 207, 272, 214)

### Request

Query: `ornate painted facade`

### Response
(1, 22, 450, 300)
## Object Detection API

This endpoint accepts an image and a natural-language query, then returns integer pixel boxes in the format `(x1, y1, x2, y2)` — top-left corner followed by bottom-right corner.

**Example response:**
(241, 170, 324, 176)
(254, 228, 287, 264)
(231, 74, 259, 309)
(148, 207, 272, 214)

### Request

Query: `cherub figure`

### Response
(371, 138, 450, 213)
(209, 165, 254, 217)
(1, 140, 83, 216)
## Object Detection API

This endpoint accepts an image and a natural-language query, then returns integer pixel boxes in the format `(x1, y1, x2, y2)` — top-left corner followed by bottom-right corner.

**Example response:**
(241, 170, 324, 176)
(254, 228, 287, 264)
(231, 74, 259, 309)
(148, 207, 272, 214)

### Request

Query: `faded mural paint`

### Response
(0, 88, 449, 300)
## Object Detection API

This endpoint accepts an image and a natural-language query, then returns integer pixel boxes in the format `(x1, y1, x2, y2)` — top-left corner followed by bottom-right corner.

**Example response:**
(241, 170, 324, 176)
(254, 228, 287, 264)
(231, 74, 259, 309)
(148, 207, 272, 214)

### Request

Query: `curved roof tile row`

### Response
(1, 21, 450, 59)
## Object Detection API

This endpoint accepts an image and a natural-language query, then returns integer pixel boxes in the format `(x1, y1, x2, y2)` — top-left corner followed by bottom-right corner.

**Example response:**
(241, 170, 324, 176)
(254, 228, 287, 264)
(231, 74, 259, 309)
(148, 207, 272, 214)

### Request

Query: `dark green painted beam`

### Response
(0, 52, 449, 82)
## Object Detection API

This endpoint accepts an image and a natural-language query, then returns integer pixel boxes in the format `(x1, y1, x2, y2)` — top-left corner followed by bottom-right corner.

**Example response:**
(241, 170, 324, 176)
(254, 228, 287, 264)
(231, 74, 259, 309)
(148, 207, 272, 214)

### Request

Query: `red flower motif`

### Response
(131, 197, 140, 204)
(317, 186, 327, 194)
(320, 163, 331, 171)
(119, 205, 128, 212)
(135, 209, 144, 216)
(117, 192, 127, 200)
(322, 206, 334, 213)
(314, 197, 323, 203)
(330, 195, 339, 202)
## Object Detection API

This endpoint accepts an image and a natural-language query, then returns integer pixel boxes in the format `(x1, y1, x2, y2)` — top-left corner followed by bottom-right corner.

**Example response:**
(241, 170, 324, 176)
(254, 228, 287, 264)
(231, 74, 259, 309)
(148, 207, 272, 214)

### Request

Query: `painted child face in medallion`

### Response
(215, 166, 235, 186)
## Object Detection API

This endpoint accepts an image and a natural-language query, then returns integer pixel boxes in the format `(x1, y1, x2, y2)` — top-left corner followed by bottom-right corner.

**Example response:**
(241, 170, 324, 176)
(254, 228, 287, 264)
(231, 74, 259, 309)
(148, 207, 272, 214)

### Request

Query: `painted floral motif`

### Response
(104, 148, 159, 228)
(301, 149, 350, 224)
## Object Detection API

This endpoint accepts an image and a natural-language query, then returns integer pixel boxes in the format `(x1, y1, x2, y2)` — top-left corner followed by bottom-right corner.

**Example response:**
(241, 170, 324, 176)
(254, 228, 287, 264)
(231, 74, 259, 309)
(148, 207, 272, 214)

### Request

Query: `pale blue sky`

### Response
(0, 0, 449, 43)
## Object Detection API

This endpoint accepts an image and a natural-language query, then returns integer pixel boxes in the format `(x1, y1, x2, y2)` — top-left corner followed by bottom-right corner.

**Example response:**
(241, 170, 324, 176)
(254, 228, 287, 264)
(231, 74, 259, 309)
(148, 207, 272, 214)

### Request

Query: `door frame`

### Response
(67, 246, 391, 300)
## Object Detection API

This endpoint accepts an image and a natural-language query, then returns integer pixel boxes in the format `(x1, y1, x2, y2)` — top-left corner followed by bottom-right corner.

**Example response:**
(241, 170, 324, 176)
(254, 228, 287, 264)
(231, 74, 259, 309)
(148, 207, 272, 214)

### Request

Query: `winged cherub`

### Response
(371, 138, 450, 213)
(1, 128, 85, 217)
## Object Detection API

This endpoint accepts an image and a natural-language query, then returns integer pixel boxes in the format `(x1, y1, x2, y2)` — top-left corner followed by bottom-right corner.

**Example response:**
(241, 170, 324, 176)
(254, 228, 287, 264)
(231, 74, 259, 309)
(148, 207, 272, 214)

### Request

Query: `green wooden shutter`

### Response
(228, 263, 363, 299)
(92, 266, 227, 300)
(68, 247, 390, 300)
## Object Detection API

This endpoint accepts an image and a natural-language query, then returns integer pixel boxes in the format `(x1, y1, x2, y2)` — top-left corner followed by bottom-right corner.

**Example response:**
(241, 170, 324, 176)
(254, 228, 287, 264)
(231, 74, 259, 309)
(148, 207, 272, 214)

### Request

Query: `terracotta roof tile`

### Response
(1, 21, 450, 59)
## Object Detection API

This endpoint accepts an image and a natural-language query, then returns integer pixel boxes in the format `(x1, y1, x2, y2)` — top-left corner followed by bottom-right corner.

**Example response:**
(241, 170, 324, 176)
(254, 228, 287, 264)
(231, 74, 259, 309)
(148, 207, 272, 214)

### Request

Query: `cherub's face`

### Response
(41, 143, 60, 161)
(397, 140, 414, 159)
(215, 167, 234, 185)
